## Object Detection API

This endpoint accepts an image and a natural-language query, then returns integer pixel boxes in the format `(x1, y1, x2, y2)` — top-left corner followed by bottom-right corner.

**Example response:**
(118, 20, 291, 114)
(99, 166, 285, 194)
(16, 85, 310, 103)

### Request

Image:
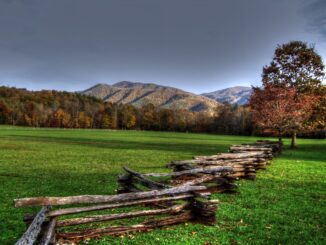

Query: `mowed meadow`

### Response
(0, 126, 325, 244)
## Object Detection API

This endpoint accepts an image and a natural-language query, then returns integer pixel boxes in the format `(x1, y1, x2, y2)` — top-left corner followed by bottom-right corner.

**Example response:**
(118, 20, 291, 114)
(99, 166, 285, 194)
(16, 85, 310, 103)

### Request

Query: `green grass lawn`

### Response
(0, 126, 325, 244)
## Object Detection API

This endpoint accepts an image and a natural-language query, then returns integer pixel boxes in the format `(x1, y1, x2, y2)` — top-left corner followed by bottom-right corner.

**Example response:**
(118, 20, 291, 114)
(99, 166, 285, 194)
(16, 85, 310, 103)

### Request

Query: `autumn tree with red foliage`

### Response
(249, 85, 317, 147)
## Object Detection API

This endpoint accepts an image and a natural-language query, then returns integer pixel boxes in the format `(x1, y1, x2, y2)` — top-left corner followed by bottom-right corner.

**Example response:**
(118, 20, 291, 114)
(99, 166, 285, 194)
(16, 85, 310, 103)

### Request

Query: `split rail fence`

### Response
(14, 140, 281, 244)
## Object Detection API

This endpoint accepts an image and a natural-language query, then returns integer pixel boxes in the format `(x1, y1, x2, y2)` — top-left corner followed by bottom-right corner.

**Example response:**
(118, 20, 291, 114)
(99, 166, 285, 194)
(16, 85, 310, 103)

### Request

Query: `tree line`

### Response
(0, 86, 253, 134)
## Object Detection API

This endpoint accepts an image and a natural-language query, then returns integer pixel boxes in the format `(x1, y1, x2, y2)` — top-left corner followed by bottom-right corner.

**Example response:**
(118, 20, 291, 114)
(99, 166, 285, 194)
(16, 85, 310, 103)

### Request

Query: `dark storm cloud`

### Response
(302, 0, 326, 39)
(0, 0, 325, 93)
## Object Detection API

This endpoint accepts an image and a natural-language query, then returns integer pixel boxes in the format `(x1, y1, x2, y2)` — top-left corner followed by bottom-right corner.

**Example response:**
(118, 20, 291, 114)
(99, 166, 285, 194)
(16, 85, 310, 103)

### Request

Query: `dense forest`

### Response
(0, 86, 324, 138)
(0, 86, 254, 135)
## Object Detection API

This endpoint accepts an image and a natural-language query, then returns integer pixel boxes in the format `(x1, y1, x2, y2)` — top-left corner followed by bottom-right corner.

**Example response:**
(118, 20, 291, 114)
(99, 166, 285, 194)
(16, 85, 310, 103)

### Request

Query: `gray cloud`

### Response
(302, 0, 326, 39)
(0, 0, 325, 93)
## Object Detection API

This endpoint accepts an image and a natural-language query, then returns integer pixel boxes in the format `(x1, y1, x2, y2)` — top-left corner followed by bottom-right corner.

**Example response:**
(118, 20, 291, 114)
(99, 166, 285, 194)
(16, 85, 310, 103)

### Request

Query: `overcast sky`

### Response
(0, 0, 325, 94)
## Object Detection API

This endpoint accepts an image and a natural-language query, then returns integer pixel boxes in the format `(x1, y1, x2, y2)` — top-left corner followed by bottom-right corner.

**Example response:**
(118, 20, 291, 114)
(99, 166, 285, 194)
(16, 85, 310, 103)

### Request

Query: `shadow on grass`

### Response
(8, 135, 232, 155)
(279, 143, 326, 162)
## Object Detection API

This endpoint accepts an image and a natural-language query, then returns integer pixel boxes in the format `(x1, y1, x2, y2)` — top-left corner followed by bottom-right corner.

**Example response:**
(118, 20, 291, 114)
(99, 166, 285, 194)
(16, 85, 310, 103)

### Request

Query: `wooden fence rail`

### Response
(15, 186, 217, 244)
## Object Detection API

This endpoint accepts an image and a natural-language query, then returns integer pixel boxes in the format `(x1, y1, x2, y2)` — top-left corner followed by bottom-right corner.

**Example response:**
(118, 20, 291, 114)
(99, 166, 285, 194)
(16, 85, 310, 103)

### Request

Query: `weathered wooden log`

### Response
(254, 140, 282, 151)
(123, 166, 171, 189)
(230, 153, 273, 159)
(56, 204, 187, 227)
(176, 174, 216, 186)
(117, 177, 213, 200)
(169, 157, 266, 166)
(229, 147, 272, 152)
(239, 143, 279, 149)
(235, 143, 273, 146)
(46, 194, 196, 217)
(179, 161, 261, 168)
(57, 212, 193, 240)
(169, 161, 260, 181)
(230, 145, 273, 149)
(174, 164, 257, 174)
(193, 151, 270, 160)
(142, 166, 233, 177)
(229, 150, 272, 155)
(233, 144, 276, 149)
(200, 164, 254, 170)
(15, 206, 51, 245)
(169, 160, 268, 173)
(40, 218, 56, 245)
(14, 185, 206, 207)
(170, 171, 237, 191)
(169, 159, 209, 165)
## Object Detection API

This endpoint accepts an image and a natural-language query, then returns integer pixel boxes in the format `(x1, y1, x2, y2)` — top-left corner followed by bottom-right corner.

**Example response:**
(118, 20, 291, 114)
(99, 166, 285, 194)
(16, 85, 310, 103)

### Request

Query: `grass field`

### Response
(0, 126, 325, 244)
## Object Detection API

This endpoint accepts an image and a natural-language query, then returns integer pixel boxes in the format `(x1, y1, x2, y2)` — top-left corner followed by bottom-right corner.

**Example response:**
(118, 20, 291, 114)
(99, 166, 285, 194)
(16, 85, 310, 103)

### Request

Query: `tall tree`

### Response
(249, 85, 316, 147)
(159, 109, 174, 131)
(101, 114, 112, 129)
(119, 104, 137, 129)
(0, 100, 11, 124)
(261, 41, 325, 147)
(51, 109, 71, 128)
(140, 103, 157, 130)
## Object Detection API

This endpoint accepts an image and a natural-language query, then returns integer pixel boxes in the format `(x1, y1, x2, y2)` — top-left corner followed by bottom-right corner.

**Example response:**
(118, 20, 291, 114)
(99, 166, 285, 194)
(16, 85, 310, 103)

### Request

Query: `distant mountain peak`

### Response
(113, 81, 144, 87)
(201, 86, 252, 105)
(81, 81, 220, 113)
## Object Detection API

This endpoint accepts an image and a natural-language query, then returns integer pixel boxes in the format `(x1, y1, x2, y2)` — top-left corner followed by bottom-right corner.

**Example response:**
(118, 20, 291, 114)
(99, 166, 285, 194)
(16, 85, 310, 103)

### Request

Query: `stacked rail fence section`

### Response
(14, 140, 280, 244)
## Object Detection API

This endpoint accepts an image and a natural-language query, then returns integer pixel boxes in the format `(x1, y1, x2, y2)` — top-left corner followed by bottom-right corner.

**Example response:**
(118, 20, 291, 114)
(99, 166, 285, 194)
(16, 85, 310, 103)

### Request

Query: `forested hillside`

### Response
(0, 86, 254, 134)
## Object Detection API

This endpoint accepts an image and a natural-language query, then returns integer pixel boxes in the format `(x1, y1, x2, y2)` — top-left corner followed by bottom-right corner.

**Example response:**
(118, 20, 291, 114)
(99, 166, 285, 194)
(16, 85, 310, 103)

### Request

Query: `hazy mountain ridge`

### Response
(81, 81, 221, 113)
(201, 86, 252, 105)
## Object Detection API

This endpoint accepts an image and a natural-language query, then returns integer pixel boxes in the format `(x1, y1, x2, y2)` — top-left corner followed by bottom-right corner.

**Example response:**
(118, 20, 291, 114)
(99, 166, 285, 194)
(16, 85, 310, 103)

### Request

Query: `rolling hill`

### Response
(82, 81, 220, 113)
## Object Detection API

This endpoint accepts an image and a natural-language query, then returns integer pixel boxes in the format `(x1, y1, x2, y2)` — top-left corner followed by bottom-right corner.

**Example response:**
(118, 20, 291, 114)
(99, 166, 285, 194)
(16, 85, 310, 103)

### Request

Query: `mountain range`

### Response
(81, 82, 251, 113)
